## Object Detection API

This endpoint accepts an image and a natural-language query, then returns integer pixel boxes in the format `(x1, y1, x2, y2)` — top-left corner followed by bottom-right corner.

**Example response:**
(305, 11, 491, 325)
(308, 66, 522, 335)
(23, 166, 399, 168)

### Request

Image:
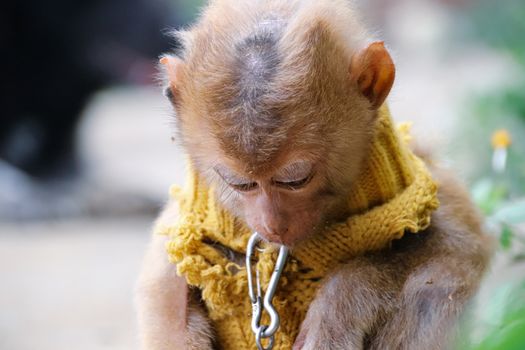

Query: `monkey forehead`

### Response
(175, 1, 368, 166)
(216, 142, 319, 178)
(214, 120, 290, 170)
(180, 32, 299, 163)
(178, 2, 360, 108)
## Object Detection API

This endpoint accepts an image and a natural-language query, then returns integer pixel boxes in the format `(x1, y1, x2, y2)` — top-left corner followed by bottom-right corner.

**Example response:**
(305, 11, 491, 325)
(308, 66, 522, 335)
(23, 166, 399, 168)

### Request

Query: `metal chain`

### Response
(246, 232, 289, 350)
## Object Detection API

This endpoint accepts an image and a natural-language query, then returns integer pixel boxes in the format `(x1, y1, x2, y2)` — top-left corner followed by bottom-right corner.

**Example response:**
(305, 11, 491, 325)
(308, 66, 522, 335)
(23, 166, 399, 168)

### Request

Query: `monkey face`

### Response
(211, 158, 344, 247)
(160, 24, 396, 247)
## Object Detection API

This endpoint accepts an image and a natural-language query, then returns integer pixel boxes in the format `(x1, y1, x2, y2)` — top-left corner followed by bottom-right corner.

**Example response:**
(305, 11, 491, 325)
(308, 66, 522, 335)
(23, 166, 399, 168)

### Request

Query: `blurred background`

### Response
(1, 0, 524, 349)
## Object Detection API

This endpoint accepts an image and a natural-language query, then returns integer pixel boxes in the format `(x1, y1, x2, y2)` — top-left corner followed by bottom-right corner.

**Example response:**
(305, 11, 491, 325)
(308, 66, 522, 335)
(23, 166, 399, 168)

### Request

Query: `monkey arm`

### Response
(369, 256, 483, 350)
(367, 169, 493, 350)
(136, 202, 214, 350)
(294, 241, 487, 350)
(294, 170, 492, 350)
(293, 256, 402, 350)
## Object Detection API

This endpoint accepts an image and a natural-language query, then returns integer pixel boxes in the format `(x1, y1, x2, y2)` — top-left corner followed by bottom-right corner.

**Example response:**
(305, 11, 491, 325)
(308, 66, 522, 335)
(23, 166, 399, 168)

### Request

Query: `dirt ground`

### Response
(0, 219, 150, 350)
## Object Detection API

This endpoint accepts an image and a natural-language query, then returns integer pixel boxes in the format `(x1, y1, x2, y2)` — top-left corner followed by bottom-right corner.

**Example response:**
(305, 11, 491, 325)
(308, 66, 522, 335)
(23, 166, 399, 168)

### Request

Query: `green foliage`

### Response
(467, 282, 525, 350)
(464, 151, 525, 350)
(499, 224, 513, 251)
(471, 178, 525, 251)
(475, 313, 525, 350)
(471, 178, 508, 215)
(458, 0, 525, 197)
(464, 89, 525, 196)
(492, 200, 525, 226)
(467, 0, 525, 64)
(455, 1, 525, 348)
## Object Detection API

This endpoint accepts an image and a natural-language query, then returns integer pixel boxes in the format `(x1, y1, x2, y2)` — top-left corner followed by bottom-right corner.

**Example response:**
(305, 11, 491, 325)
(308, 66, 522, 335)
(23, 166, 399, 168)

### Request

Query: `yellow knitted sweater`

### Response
(156, 106, 439, 350)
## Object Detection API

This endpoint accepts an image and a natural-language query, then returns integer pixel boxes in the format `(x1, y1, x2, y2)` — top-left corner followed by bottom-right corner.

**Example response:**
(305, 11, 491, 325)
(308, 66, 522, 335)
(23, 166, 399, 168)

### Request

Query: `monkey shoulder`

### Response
(386, 165, 493, 285)
(153, 199, 181, 231)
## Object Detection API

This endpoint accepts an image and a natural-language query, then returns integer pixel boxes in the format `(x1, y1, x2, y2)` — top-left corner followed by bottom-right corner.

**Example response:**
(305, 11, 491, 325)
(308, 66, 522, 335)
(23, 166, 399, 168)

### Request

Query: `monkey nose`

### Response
(259, 231, 283, 244)
(260, 222, 288, 242)
(263, 222, 277, 236)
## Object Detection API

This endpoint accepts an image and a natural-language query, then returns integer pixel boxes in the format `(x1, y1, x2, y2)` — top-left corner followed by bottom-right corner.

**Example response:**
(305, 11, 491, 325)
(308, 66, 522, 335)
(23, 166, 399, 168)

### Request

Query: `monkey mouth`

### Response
(258, 232, 284, 245)
(258, 231, 308, 248)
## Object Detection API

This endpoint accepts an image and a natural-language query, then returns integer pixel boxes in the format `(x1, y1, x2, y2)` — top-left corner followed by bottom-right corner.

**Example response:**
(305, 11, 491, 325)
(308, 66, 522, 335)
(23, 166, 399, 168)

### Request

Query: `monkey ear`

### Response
(160, 55, 184, 103)
(349, 42, 395, 109)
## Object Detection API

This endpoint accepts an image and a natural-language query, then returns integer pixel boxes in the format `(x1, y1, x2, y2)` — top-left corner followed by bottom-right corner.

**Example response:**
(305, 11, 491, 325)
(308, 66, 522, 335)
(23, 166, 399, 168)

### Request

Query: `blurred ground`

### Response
(0, 219, 150, 350)
(0, 88, 184, 350)
(0, 1, 520, 349)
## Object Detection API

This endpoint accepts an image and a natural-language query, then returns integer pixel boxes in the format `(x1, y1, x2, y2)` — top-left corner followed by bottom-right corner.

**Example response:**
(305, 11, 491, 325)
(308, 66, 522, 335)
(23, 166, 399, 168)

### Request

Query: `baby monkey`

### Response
(136, 0, 492, 349)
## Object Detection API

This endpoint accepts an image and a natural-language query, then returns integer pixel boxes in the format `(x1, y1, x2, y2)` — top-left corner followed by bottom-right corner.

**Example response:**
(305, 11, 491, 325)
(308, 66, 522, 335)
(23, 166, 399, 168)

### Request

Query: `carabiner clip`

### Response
(246, 232, 289, 350)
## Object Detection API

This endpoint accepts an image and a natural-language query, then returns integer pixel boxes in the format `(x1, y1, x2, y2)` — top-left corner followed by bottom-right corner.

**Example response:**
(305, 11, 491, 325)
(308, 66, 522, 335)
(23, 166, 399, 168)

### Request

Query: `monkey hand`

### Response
(292, 258, 395, 350)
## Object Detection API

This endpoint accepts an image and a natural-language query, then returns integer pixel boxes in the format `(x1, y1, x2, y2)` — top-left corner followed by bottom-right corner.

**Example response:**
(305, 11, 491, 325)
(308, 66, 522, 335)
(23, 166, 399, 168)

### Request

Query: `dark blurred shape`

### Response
(0, 0, 176, 179)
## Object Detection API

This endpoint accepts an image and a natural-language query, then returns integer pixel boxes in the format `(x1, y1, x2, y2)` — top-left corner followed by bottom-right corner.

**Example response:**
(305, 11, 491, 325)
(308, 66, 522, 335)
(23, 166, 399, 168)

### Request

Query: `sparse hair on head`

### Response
(164, 0, 374, 175)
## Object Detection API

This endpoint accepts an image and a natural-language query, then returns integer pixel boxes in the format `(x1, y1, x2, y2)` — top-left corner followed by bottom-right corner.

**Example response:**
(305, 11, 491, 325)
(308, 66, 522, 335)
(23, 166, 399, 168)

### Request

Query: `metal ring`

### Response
(256, 326, 275, 350)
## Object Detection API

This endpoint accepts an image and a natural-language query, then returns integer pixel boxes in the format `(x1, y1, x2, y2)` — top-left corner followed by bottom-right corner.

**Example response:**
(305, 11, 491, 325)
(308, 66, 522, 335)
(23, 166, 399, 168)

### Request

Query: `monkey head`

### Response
(161, 17, 395, 246)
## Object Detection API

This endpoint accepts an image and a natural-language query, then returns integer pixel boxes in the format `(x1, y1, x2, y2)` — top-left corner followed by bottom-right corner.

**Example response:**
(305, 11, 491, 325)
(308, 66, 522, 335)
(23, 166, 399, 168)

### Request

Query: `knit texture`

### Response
(156, 105, 439, 350)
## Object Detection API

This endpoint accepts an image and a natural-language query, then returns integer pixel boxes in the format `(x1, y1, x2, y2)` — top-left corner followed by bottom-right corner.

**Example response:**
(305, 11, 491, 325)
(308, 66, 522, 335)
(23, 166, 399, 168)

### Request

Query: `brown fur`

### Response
(136, 201, 214, 350)
(161, 0, 390, 245)
(293, 165, 492, 350)
(137, 1, 492, 349)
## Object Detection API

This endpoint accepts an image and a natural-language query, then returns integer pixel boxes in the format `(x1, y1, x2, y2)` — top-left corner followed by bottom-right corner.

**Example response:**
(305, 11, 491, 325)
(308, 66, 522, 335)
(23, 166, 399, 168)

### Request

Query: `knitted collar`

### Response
(291, 105, 439, 276)
(156, 105, 439, 349)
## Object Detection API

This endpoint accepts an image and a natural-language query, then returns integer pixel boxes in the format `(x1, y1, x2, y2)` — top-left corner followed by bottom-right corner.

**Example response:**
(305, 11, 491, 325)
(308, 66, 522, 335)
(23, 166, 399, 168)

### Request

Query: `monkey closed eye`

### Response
(272, 173, 313, 190)
(271, 160, 314, 190)
(214, 166, 259, 192)
(230, 182, 259, 192)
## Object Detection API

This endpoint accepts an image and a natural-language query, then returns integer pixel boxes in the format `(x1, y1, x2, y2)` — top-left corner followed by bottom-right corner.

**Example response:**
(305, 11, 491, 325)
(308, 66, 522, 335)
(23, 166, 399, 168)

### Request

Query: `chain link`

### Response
(246, 232, 289, 350)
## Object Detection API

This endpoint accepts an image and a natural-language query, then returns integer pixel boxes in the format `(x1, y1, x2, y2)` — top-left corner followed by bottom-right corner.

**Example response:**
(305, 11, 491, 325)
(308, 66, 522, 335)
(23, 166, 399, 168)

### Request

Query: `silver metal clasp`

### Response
(246, 232, 289, 350)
